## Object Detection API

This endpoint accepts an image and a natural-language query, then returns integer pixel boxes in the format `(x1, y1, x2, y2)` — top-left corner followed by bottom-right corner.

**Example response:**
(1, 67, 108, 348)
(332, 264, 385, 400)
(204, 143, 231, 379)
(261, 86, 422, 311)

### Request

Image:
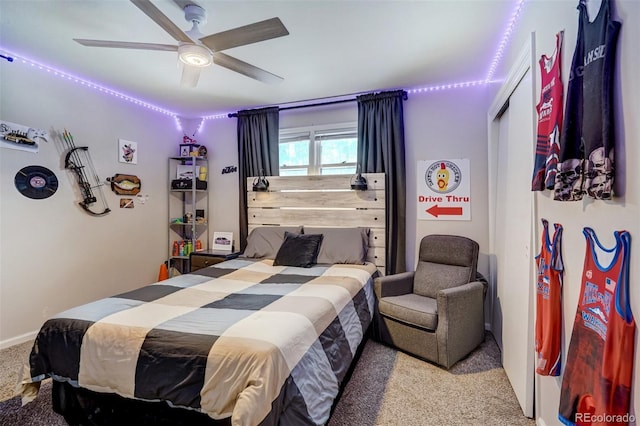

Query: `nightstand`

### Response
(189, 250, 241, 272)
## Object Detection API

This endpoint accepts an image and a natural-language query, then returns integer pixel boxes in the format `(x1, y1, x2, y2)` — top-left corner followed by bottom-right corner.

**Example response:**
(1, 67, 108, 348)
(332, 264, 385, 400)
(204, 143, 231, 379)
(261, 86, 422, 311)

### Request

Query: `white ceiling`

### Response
(0, 0, 517, 118)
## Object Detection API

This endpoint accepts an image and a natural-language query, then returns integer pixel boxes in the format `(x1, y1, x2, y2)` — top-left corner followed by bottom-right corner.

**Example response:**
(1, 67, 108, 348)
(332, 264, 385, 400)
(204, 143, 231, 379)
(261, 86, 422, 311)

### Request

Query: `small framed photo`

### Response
(119, 198, 134, 208)
(179, 144, 191, 157)
(119, 139, 138, 164)
(176, 165, 199, 180)
(213, 232, 233, 251)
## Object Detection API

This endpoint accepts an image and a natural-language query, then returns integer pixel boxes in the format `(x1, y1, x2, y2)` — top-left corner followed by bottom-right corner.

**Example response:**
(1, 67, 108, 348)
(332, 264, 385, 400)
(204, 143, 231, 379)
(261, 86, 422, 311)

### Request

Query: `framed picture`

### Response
(176, 165, 199, 180)
(119, 198, 134, 208)
(213, 232, 233, 251)
(179, 144, 192, 157)
(118, 139, 138, 164)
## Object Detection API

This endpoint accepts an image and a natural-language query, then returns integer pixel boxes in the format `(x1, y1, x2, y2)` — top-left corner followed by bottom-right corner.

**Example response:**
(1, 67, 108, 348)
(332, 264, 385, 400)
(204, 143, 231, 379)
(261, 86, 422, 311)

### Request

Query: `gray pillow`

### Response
(302, 227, 369, 264)
(273, 232, 324, 268)
(242, 226, 303, 259)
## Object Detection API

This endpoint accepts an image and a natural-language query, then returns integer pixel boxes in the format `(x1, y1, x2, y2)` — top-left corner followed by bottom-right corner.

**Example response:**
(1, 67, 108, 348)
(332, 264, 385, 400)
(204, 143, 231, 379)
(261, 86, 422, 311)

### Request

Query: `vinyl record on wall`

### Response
(14, 165, 58, 199)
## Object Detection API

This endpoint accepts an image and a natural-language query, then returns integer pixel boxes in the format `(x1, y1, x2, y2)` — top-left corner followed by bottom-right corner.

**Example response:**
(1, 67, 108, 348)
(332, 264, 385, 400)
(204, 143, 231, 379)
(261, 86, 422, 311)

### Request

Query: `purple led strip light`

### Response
(485, 0, 527, 83)
(0, 0, 526, 125)
(0, 48, 181, 123)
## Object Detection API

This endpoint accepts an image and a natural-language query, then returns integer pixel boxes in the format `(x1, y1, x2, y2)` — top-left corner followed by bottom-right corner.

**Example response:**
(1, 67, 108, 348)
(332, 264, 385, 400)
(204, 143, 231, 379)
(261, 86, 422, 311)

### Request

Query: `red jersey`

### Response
(531, 31, 564, 191)
(534, 219, 563, 376)
(559, 228, 634, 425)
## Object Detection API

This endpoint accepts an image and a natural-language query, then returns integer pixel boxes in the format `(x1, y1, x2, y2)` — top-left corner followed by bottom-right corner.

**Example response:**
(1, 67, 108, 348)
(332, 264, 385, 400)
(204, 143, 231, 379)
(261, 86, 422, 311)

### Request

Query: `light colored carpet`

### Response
(0, 340, 33, 401)
(329, 334, 535, 426)
(1, 334, 535, 425)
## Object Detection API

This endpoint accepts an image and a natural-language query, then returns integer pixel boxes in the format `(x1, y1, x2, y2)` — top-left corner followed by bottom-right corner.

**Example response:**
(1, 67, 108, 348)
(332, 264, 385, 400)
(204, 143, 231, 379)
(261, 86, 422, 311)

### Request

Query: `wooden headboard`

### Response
(247, 173, 386, 274)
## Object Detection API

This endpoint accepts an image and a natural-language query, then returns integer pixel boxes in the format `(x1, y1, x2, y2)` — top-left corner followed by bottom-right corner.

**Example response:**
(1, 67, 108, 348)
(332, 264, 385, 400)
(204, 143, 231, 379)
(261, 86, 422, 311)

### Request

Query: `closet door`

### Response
(488, 37, 536, 418)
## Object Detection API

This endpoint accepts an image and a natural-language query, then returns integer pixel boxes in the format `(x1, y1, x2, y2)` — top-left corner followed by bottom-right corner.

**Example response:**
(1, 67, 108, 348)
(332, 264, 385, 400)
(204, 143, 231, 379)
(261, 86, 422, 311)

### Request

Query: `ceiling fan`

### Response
(74, 0, 289, 87)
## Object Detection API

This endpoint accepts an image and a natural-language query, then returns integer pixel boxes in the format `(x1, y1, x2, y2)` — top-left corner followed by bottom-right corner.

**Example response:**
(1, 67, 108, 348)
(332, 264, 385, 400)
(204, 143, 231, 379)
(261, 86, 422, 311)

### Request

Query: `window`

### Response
(279, 123, 357, 176)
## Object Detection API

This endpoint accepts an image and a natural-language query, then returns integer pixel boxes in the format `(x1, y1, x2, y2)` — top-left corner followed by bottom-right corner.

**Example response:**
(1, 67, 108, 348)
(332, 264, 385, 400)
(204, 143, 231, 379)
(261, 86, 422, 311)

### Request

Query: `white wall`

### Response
(405, 87, 491, 273)
(197, 116, 241, 247)
(490, 0, 640, 424)
(0, 59, 179, 347)
(404, 88, 492, 325)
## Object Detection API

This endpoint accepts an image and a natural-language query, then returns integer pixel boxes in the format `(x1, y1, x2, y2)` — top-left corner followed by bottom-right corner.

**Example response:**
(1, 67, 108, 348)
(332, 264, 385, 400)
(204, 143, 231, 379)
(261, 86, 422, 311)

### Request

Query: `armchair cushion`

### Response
(378, 294, 438, 331)
(413, 235, 479, 299)
(414, 262, 475, 299)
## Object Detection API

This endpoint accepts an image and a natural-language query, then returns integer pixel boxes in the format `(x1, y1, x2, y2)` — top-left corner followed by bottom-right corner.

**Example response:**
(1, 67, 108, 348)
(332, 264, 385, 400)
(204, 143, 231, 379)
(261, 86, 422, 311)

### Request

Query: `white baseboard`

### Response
(0, 330, 38, 350)
(536, 418, 548, 426)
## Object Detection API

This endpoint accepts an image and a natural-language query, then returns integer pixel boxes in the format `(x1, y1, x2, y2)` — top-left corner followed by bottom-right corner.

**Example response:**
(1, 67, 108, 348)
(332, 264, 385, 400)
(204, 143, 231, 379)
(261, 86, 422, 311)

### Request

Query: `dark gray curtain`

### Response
(237, 107, 279, 251)
(357, 90, 407, 275)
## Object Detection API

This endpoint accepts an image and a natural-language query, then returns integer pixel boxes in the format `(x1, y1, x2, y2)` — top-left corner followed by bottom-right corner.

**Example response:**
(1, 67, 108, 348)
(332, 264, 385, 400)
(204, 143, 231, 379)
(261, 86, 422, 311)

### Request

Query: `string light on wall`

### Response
(173, 116, 183, 131)
(203, 113, 231, 121)
(407, 79, 488, 94)
(484, 0, 528, 83)
(0, 48, 180, 124)
(195, 118, 204, 133)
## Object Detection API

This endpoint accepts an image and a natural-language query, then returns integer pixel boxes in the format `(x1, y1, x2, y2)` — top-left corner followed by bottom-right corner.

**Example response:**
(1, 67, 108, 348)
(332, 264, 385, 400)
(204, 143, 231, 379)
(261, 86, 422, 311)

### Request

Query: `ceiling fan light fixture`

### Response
(178, 44, 212, 67)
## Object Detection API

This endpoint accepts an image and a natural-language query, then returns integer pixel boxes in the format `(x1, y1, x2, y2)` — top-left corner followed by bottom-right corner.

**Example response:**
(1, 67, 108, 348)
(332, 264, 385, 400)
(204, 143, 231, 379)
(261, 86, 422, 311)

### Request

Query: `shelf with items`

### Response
(168, 156, 209, 274)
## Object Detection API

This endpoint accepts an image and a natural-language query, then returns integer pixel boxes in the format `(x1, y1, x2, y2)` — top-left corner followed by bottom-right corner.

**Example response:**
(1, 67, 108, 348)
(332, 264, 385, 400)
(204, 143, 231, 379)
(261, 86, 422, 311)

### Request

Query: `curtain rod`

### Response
(227, 98, 355, 118)
(227, 89, 408, 118)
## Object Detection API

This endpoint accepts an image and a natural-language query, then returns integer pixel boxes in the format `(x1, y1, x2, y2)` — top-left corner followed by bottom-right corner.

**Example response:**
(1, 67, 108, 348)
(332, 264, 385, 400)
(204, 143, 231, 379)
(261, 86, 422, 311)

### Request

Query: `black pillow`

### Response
(273, 232, 324, 268)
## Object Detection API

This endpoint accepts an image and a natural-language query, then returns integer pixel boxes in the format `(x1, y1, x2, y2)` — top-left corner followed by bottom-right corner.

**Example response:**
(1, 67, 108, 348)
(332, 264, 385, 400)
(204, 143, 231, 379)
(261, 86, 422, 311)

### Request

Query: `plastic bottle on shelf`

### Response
(179, 241, 184, 257)
(186, 240, 193, 256)
(196, 239, 202, 251)
(172, 240, 179, 256)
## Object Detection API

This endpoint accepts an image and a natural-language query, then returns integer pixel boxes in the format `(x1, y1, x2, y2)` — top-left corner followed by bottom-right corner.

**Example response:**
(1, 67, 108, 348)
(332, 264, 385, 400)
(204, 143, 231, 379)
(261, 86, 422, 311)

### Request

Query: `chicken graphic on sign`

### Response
(435, 163, 450, 191)
(426, 161, 460, 194)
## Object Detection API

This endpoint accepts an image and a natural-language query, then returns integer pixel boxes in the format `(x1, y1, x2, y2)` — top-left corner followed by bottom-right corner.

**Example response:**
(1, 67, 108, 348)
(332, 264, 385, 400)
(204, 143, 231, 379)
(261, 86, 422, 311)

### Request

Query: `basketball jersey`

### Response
(558, 228, 634, 425)
(554, 0, 621, 201)
(532, 32, 564, 191)
(534, 219, 563, 376)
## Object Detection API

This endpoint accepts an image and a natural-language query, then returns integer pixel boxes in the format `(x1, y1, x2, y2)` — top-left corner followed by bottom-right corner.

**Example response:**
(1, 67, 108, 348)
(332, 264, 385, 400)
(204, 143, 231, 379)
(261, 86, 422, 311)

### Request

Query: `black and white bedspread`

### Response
(22, 258, 377, 426)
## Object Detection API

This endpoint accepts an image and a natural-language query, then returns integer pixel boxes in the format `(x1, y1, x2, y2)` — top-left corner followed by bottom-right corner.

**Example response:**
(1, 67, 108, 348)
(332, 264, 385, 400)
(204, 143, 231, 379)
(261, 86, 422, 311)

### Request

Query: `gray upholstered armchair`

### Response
(374, 234, 486, 369)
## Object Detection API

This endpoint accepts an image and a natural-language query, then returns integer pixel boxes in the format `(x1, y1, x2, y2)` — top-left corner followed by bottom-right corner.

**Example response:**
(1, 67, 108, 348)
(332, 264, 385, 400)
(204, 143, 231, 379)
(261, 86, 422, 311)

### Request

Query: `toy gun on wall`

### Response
(62, 129, 111, 216)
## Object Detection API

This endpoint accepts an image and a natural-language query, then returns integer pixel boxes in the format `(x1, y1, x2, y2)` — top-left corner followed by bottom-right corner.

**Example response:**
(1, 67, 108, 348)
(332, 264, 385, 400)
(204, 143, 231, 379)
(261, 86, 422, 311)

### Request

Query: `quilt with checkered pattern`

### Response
(22, 258, 377, 425)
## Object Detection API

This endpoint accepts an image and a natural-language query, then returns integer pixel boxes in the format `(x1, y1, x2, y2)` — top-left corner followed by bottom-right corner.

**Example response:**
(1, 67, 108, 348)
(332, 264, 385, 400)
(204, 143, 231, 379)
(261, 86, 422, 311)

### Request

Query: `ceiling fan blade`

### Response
(212, 52, 283, 84)
(130, 0, 193, 43)
(181, 64, 202, 88)
(200, 17, 289, 52)
(74, 39, 178, 51)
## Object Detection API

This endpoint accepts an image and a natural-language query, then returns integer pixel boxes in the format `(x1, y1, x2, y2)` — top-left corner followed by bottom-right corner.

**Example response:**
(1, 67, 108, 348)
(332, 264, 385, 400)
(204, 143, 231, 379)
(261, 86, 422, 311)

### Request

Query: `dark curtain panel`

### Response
(237, 107, 280, 251)
(357, 90, 407, 275)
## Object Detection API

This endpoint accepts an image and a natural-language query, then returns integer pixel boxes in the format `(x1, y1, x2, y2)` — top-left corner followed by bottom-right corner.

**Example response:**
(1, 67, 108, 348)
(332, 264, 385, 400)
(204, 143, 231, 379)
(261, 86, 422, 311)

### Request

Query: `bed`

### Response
(21, 174, 386, 425)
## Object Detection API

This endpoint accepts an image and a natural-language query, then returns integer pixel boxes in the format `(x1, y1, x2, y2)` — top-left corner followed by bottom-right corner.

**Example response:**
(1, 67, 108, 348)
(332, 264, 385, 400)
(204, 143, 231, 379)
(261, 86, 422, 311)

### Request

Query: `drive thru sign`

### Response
(417, 159, 471, 221)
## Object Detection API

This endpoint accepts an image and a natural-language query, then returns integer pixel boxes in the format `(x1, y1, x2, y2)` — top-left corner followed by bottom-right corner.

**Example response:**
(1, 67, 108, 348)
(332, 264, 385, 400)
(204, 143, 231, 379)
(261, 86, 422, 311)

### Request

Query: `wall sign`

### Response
(1, 120, 48, 153)
(417, 159, 471, 221)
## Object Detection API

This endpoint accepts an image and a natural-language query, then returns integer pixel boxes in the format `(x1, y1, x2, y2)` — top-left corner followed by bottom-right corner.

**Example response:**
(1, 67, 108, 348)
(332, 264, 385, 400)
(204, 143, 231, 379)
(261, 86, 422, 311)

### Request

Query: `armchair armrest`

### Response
(374, 271, 414, 299)
(435, 280, 486, 368)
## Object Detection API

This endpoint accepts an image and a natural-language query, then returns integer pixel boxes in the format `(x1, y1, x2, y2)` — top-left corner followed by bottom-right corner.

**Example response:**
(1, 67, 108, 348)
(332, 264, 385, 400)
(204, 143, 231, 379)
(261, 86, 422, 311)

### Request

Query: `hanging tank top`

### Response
(534, 219, 564, 376)
(531, 32, 564, 191)
(558, 228, 634, 425)
(554, 0, 621, 201)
